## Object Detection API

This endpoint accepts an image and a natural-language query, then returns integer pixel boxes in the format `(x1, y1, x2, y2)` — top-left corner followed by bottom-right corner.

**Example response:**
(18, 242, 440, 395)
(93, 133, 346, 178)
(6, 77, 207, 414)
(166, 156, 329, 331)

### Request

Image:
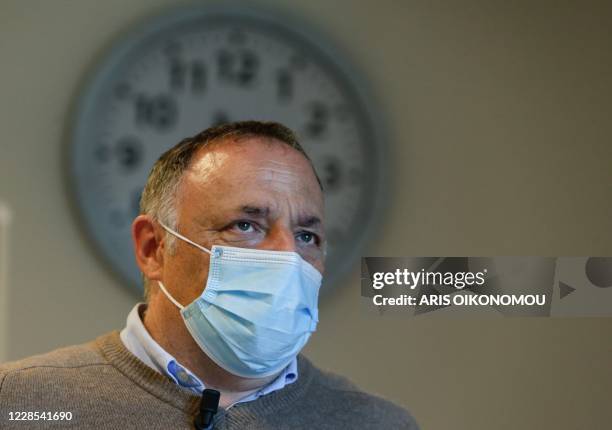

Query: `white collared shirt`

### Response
(119, 303, 298, 404)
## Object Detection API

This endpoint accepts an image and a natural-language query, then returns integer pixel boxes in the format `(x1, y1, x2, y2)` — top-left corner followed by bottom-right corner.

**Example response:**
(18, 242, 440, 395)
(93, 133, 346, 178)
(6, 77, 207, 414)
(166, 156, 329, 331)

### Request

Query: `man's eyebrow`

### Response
(298, 215, 322, 229)
(240, 206, 321, 228)
(240, 205, 270, 218)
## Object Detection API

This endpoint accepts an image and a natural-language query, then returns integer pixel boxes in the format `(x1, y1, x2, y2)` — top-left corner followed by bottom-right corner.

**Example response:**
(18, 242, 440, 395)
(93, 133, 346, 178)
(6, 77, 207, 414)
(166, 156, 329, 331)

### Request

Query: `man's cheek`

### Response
(173, 255, 210, 304)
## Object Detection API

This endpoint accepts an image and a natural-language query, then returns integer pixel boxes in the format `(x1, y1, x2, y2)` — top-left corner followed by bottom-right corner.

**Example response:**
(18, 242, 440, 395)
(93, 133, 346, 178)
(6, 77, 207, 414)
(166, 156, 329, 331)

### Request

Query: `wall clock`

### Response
(70, 4, 388, 296)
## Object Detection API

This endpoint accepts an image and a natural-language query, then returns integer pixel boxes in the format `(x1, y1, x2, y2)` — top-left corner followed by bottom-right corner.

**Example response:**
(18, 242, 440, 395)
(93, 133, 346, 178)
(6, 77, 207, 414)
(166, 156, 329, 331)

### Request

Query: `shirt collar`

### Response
(120, 303, 298, 400)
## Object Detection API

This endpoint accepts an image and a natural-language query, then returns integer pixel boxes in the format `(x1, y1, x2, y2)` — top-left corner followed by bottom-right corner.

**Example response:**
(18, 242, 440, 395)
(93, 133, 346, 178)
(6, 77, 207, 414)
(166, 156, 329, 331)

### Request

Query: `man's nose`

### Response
(258, 224, 296, 253)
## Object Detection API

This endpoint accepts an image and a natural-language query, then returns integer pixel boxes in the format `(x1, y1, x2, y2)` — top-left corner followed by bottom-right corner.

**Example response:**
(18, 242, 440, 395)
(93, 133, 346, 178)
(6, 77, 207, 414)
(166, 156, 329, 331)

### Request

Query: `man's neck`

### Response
(142, 295, 277, 407)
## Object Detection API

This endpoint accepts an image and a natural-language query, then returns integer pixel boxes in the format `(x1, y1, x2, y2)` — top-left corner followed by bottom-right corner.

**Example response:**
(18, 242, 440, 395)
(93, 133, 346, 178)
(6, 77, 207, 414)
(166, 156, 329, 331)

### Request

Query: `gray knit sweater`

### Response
(0, 331, 418, 429)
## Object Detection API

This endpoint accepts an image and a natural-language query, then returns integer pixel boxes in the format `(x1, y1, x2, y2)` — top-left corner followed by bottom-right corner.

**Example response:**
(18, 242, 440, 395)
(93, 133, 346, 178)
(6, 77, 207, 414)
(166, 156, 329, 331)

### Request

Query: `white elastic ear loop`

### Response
(158, 221, 213, 256)
(157, 281, 185, 310)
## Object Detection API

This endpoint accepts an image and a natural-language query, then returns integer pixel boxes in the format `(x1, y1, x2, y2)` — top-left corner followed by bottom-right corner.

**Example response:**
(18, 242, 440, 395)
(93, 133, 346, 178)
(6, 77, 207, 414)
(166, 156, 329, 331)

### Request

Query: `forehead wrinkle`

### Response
(178, 141, 323, 224)
(255, 165, 300, 186)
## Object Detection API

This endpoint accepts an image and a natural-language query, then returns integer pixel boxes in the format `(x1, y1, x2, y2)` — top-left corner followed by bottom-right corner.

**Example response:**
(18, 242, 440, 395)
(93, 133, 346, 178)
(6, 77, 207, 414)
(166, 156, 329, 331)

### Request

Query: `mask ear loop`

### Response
(157, 281, 185, 310)
(158, 220, 213, 256)
(156, 221, 215, 310)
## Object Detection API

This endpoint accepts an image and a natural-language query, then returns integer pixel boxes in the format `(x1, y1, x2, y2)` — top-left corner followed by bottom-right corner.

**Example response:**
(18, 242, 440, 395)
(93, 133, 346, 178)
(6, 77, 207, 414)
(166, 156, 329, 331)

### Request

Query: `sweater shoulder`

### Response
(303, 357, 420, 429)
(0, 332, 112, 382)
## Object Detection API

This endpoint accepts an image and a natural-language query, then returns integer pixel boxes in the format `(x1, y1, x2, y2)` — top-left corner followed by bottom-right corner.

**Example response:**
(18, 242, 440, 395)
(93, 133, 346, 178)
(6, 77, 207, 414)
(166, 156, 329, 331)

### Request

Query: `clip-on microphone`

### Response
(194, 388, 220, 430)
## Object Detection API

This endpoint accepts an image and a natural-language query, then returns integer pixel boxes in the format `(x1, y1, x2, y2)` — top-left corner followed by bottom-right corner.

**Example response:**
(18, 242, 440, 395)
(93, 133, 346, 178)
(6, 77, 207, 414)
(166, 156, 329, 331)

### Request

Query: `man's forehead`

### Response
(186, 137, 315, 181)
(178, 137, 324, 218)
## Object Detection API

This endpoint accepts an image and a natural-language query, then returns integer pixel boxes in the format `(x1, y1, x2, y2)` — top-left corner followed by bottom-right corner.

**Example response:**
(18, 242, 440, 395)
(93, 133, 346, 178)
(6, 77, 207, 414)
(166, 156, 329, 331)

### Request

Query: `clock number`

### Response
(276, 68, 293, 102)
(304, 102, 329, 138)
(169, 59, 206, 93)
(169, 59, 186, 90)
(216, 49, 259, 87)
(191, 61, 206, 93)
(134, 93, 178, 132)
(321, 156, 343, 192)
(115, 136, 142, 172)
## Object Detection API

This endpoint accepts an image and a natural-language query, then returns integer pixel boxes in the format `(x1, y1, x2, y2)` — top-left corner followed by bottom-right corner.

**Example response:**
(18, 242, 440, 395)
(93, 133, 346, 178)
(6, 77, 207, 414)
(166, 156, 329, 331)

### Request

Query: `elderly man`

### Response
(0, 121, 418, 429)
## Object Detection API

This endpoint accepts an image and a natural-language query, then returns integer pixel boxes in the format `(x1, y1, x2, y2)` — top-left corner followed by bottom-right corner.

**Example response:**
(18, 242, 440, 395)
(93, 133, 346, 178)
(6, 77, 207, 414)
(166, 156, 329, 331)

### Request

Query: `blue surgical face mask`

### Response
(156, 221, 322, 379)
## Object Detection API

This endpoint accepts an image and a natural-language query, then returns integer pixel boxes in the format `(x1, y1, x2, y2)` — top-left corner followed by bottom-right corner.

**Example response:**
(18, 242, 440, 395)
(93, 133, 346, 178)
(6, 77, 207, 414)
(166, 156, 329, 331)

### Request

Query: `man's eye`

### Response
(235, 221, 254, 232)
(297, 231, 317, 244)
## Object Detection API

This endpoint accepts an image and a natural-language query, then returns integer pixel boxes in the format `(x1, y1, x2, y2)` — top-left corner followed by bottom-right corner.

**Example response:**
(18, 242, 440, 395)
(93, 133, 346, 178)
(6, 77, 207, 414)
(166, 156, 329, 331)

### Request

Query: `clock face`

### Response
(70, 5, 387, 295)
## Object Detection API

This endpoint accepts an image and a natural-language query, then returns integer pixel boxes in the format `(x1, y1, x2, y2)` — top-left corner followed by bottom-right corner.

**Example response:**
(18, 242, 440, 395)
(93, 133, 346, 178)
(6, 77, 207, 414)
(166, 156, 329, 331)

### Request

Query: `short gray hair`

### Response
(139, 120, 322, 301)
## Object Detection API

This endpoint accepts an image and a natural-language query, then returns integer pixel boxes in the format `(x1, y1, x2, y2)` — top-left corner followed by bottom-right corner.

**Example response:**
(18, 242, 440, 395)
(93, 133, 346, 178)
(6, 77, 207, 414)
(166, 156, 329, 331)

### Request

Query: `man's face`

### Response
(161, 137, 326, 306)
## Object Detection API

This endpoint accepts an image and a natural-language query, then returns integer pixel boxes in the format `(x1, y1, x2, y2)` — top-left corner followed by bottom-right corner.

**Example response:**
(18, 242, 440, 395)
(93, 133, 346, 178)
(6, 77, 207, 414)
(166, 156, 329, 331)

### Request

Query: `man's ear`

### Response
(132, 215, 164, 282)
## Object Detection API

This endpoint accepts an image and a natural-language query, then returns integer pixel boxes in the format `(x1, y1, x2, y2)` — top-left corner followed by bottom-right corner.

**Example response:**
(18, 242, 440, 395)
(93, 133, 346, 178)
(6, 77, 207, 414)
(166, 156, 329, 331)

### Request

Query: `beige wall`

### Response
(1, 1, 611, 429)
